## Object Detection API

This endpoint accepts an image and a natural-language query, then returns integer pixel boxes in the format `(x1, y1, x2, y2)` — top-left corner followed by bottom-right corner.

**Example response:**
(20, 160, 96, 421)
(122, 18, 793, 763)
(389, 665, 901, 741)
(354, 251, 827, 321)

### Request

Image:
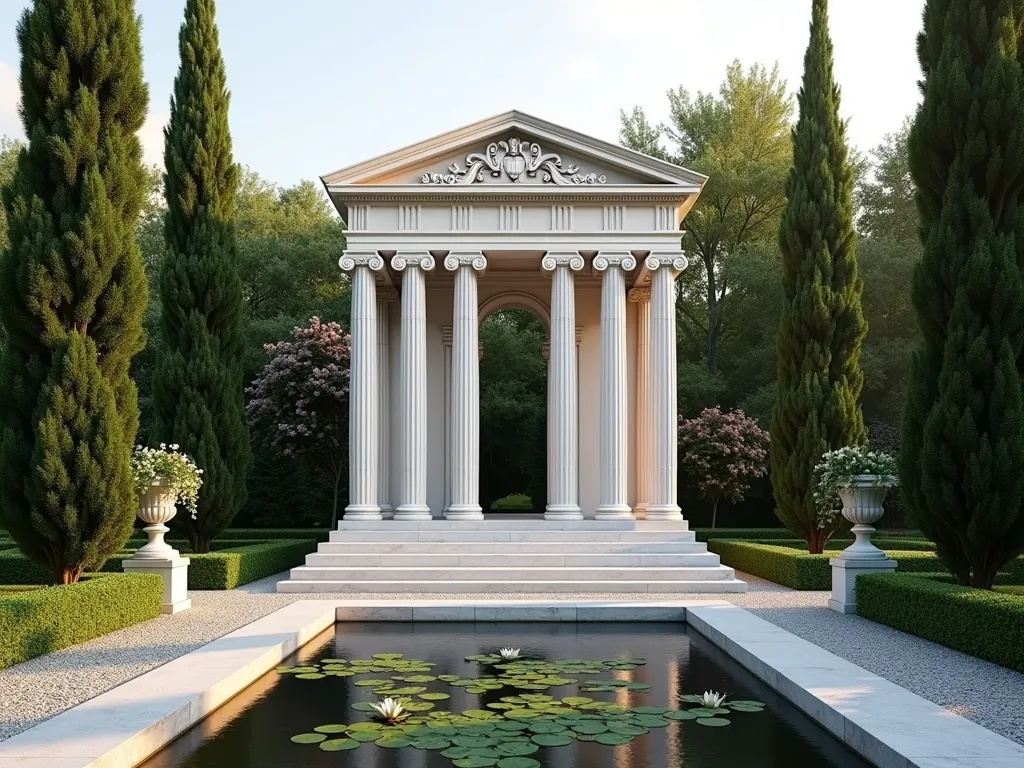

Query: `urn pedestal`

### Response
(829, 474, 897, 615)
(124, 480, 191, 614)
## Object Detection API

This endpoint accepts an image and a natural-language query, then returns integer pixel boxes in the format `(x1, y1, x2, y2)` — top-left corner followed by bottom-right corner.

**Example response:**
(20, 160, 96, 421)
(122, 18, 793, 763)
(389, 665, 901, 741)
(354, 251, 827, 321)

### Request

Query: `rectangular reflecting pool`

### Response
(140, 622, 873, 768)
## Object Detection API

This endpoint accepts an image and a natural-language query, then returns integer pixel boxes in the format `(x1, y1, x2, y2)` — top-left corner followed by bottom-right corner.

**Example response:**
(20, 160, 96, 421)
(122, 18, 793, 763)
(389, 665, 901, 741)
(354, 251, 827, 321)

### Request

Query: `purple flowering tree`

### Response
(678, 407, 770, 528)
(246, 318, 350, 526)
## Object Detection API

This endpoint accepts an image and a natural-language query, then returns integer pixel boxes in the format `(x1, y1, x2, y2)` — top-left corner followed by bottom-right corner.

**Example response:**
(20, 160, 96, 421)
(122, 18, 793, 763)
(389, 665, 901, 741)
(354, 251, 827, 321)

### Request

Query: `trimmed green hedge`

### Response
(708, 540, 967, 589)
(0, 573, 162, 669)
(112, 538, 317, 589)
(769, 537, 936, 552)
(857, 573, 1024, 672)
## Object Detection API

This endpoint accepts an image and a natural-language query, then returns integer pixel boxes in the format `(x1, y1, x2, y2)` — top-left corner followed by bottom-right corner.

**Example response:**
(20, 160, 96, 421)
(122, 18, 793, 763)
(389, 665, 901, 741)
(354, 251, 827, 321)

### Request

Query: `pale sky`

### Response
(0, 0, 925, 187)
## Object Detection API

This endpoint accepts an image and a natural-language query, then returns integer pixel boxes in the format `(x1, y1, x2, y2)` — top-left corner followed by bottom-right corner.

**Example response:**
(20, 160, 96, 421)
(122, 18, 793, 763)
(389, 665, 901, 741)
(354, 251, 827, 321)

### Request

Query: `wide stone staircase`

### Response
(276, 520, 747, 593)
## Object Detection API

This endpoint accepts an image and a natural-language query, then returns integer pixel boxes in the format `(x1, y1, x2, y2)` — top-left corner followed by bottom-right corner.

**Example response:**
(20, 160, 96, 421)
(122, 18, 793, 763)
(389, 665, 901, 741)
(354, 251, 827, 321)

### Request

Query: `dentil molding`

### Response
(421, 137, 607, 186)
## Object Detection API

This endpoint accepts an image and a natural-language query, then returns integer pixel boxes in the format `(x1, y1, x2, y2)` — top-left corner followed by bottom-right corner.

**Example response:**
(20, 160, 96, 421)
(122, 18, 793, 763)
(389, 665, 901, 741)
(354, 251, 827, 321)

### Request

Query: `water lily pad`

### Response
(496, 758, 541, 768)
(631, 715, 669, 728)
(294, 673, 325, 680)
(562, 696, 592, 706)
(466, 687, 489, 694)
(527, 721, 566, 734)
(411, 737, 451, 750)
(696, 717, 731, 727)
(495, 720, 527, 731)
(443, 746, 472, 759)
(530, 732, 574, 747)
(452, 758, 498, 768)
(420, 692, 451, 701)
(350, 702, 377, 712)
(389, 686, 427, 695)
(594, 731, 633, 746)
(452, 735, 500, 748)
(354, 679, 391, 687)
(349, 730, 383, 742)
(318, 737, 358, 751)
(497, 741, 538, 756)
(403, 701, 435, 712)
(313, 724, 348, 733)
(570, 722, 609, 735)
(376, 735, 413, 747)
(688, 707, 728, 717)
(728, 703, 765, 712)
(346, 722, 383, 731)
(632, 706, 670, 715)
(438, 674, 461, 682)
(290, 732, 327, 744)
(607, 723, 648, 736)
(374, 653, 404, 660)
(664, 709, 697, 720)
(463, 709, 498, 719)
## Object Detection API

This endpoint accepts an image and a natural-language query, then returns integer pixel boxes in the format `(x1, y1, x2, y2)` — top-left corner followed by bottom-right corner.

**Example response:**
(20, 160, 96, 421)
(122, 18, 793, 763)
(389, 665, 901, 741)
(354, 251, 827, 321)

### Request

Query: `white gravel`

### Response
(1, 569, 1021, 750)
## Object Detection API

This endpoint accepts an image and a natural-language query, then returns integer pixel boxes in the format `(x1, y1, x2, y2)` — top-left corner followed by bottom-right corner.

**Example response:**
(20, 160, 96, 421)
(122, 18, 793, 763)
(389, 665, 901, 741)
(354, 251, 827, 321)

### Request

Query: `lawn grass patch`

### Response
(0, 573, 162, 669)
(857, 573, 1024, 672)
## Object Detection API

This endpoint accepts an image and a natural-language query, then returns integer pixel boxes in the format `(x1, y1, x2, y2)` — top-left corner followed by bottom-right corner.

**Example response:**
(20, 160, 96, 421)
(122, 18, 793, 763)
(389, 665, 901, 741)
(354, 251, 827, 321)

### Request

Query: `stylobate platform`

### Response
(277, 520, 747, 593)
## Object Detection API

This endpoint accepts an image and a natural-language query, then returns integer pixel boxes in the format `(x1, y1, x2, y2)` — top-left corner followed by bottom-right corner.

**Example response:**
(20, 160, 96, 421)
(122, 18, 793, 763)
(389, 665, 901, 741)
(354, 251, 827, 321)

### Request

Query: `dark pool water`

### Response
(140, 622, 873, 768)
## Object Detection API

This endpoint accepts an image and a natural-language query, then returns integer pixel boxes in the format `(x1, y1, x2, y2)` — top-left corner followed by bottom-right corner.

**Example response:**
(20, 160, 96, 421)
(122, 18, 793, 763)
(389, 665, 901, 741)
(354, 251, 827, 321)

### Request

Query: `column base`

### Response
(632, 503, 648, 520)
(445, 504, 484, 521)
(644, 504, 682, 521)
(394, 505, 432, 521)
(595, 504, 634, 521)
(343, 504, 382, 521)
(379, 504, 394, 520)
(545, 504, 583, 521)
(829, 555, 897, 614)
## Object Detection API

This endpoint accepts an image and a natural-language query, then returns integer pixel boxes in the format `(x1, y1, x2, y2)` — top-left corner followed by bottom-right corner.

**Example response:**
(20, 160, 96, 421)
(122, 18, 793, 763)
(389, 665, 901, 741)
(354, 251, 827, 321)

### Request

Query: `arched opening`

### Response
(478, 307, 548, 515)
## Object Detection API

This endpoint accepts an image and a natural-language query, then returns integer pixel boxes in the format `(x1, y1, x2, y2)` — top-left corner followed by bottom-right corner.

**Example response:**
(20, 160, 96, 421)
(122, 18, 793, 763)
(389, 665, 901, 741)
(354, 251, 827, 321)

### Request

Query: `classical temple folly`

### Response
(278, 111, 746, 593)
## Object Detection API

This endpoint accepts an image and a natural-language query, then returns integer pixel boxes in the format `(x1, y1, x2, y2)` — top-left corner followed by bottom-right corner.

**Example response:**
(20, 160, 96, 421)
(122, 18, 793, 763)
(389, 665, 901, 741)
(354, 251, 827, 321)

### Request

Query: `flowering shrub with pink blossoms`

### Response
(246, 318, 350, 526)
(677, 407, 770, 528)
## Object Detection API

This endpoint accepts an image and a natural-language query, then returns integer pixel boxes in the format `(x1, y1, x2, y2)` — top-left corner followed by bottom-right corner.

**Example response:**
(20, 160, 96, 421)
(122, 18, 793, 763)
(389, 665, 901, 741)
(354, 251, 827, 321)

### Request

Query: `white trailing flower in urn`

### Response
(130, 444, 203, 559)
(813, 446, 898, 559)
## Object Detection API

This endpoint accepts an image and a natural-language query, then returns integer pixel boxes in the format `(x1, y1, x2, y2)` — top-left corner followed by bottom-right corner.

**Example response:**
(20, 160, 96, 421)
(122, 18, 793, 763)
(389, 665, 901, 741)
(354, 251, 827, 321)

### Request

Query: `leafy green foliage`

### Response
(0, 1, 149, 583)
(772, 0, 866, 554)
(0, 136, 22, 253)
(490, 494, 533, 511)
(155, 0, 250, 553)
(0, 573, 162, 669)
(707, 539, 972, 589)
(857, 574, 1024, 672)
(902, 0, 1024, 589)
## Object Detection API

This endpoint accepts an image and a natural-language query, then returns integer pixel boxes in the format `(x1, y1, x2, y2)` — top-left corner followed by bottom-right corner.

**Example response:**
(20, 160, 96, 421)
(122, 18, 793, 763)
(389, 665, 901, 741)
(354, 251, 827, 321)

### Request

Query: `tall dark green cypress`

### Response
(0, 0, 149, 584)
(155, 0, 249, 553)
(771, 0, 867, 553)
(902, 0, 1024, 589)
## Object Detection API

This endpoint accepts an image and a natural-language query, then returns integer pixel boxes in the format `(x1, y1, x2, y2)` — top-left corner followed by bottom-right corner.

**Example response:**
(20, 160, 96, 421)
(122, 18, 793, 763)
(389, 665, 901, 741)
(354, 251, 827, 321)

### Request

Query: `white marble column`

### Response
(376, 288, 397, 519)
(339, 251, 385, 521)
(391, 252, 435, 521)
(594, 252, 636, 520)
(629, 287, 653, 519)
(645, 252, 688, 521)
(444, 251, 487, 520)
(542, 252, 584, 521)
(442, 326, 453, 515)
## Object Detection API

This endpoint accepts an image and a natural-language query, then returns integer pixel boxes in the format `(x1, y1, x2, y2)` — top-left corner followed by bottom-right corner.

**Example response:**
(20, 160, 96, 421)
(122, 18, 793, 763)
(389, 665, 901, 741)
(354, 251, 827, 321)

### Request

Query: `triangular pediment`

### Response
(322, 110, 705, 190)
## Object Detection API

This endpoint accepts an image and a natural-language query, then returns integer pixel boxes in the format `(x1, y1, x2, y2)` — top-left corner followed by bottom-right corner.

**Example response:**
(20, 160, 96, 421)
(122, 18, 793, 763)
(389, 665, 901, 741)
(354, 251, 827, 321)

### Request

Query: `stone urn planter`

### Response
(133, 479, 180, 560)
(837, 474, 890, 560)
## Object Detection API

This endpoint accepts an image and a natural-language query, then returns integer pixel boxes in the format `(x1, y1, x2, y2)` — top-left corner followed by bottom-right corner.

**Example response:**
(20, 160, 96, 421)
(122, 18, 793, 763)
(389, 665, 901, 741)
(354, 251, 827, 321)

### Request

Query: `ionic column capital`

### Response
(645, 251, 688, 272)
(444, 251, 487, 271)
(376, 287, 398, 303)
(628, 287, 652, 303)
(593, 251, 637, 273)
(391, 252, 435, 272)
(541, 251, 584, 273)
(340, 250, 385, 272)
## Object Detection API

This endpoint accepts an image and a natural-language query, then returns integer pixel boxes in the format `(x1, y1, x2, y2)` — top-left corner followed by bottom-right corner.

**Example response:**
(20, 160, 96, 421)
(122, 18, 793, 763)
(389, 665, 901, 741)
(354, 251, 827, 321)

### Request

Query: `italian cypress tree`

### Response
(155, 0, 249, 553)
(771, 0, 867, 553)
(901, 0, 1024, 589)
(0, 0, 149, 584)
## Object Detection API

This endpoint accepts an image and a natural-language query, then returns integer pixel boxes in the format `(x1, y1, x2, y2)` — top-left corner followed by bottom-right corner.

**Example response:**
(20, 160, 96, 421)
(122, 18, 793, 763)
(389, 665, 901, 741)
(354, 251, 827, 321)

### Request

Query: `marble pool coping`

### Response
(0, 599, 1019, 768)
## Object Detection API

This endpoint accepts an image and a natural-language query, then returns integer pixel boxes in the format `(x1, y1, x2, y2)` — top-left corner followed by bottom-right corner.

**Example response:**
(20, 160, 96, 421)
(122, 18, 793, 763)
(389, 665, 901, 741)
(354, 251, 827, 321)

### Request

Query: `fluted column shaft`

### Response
(392, 253, 434, 520)
(646, 253, 688, 521)
(543, 252, 584, 520)
(376, 288, 396, 519)
(339, 252, 385, 521)
(594, 252, 636, 520)
(445, 251, 486, 520)
(630, 288, 653, 519)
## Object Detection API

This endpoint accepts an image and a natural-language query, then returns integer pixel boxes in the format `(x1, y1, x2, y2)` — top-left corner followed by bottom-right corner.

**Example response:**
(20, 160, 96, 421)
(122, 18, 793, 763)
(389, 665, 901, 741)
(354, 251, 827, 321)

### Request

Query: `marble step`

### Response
(328, 530, 697, 543)
(286, 566, 736, 582)
(277, 578, 748, 594)
(304, 552, 722, 568)
(315, 540, 706, 555)
(335, 520, 688, 531)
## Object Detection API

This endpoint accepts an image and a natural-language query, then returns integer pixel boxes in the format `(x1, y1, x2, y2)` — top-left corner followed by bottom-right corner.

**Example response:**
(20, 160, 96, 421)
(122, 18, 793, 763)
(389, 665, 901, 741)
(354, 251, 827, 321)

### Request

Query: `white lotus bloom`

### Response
(498, 647, 521, 660)
(368, 696, 409, 723)
(699, 691, 727, 708)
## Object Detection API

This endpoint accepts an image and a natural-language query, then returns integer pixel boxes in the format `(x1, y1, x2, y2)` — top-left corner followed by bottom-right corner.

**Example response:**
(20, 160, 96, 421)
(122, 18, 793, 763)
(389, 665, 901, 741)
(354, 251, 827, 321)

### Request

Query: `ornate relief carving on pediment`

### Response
(420, 137, 607, 186)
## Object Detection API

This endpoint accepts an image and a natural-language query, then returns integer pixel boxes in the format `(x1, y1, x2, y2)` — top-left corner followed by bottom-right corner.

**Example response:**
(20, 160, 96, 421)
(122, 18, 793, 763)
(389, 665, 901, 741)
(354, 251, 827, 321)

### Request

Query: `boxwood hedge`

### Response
(707, 539, 977, 590)
(0, 573, 162, 669)
(857, 573, 1024, 672)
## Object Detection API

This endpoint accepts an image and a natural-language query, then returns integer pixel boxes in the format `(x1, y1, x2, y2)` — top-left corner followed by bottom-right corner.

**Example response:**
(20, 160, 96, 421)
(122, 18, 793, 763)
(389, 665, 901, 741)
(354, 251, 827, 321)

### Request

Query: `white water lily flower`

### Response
(368, 696, 409, 724)
(498, 647, 521, 660)
(699, 691, 727, 708)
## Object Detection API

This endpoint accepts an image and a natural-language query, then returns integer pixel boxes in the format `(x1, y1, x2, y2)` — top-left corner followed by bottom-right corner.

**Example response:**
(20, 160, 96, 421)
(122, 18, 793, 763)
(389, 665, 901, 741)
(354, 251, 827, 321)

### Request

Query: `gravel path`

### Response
(1, 570, 1021, 751)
